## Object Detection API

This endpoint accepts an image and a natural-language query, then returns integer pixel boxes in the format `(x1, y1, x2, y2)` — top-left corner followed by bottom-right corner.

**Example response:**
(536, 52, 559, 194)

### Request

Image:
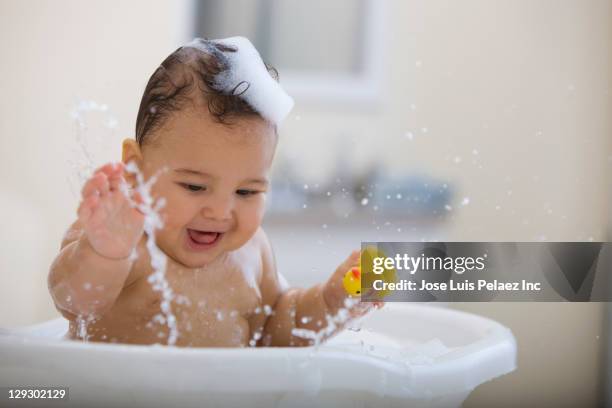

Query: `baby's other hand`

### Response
(77, 162, 144, 259)
(323, 250, 384, 318)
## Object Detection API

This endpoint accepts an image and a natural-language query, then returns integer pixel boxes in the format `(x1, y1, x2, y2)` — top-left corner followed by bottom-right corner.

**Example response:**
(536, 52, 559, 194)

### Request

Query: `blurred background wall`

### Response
(0, 0, 610, 407)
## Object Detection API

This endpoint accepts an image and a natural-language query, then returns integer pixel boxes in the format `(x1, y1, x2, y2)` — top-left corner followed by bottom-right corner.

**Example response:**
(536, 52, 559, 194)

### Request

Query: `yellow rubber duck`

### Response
(343, 247, 397, 299)
(343, 266, 362, 296)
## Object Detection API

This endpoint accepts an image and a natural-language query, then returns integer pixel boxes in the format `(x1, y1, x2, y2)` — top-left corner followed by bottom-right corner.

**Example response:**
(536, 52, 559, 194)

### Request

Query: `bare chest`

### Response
(87, 250, 262, 347)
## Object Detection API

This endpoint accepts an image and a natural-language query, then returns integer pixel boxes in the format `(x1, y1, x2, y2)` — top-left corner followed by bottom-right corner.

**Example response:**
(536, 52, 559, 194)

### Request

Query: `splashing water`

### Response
(68, 100, 118, 341)
(75, 314, 96, 341)
(68, 100, 118, 196)
(291, 297, 364, 348)
(67, 101, 178, 345)
(123, 161, 179, 346)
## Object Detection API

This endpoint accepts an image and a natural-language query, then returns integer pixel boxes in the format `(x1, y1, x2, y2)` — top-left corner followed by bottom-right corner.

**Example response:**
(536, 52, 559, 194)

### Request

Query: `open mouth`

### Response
(186, 229, 223, 250)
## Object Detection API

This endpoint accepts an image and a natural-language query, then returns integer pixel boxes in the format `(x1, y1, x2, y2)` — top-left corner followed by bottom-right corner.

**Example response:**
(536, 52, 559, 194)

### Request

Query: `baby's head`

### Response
(122, 38, 292, 268)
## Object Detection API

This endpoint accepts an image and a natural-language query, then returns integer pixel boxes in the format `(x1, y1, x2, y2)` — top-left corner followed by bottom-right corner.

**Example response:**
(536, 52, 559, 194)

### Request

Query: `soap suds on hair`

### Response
(186, 36, 294, 126)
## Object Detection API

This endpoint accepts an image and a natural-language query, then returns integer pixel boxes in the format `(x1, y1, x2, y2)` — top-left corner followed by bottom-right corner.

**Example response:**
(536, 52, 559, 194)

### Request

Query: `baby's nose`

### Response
(201, 194, 233, 221)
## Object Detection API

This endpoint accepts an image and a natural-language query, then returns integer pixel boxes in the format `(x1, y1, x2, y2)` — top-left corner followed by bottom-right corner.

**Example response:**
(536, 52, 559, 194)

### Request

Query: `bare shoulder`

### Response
(246, 227, 290, 341)
(252, 226, 289, 294)
(250, 227, 274, 275)
(252, 227, 272, 258)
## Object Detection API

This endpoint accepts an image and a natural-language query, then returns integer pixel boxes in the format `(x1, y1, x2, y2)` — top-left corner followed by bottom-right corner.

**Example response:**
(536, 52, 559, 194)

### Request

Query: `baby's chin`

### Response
(161, 252, 219, 270)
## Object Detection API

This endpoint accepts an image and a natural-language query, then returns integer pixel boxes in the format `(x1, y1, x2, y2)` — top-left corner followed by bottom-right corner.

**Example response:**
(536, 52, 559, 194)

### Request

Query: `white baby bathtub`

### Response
(0, 304, 516, 408)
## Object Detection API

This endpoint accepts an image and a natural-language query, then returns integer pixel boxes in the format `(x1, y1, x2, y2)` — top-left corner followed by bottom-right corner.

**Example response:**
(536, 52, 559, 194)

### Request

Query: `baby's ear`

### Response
(121, 139, 143, 185)
(122, 138, 142, 167)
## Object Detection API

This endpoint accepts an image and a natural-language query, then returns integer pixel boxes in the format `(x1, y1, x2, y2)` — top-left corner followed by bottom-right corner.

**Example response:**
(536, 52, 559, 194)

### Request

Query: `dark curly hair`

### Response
(135, 38, 279, 146)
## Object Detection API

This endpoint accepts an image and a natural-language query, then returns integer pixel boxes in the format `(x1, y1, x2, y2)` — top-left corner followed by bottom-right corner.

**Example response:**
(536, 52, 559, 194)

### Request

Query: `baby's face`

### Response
(134, 107, 276, 268)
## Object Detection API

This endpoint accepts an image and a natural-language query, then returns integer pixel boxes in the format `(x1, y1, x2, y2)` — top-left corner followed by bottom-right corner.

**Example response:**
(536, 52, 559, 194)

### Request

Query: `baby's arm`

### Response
(252, 230, 376, 347)
(48, 163, 144, 319)
(48, 222, 134, 319)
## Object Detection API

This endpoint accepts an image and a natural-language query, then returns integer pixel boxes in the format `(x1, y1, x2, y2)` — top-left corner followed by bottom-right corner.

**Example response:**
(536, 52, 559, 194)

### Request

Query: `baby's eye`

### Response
(180, 183, 206, 192)
(236, 189, 259, 197)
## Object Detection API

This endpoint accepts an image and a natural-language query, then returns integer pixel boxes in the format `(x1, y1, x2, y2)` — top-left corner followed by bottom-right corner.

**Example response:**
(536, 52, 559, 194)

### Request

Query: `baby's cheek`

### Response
(162, 194, 198, 227)
(237, 202, 264, 238)
(149, 184, 176, 222)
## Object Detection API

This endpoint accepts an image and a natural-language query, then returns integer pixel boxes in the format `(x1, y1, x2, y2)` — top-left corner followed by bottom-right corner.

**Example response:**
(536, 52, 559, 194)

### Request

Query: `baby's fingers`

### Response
(332, 249, 360, 280)
(77, 194, 99, 222)
(81, 172, 109, 198)
(93, 162, 122, 178)
(343, 249, 360, 269)
(108, 173, 126, 192)
(92, 162, 124, 192)
(348, 249, 360, 265)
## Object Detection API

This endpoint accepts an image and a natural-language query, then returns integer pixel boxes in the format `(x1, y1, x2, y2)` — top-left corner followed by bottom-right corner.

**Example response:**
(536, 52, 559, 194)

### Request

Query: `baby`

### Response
(48, 37, 382, 348)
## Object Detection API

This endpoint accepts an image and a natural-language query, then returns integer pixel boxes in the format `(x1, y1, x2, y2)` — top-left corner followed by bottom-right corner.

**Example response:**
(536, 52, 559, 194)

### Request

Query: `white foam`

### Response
(186, 37, 294, 126)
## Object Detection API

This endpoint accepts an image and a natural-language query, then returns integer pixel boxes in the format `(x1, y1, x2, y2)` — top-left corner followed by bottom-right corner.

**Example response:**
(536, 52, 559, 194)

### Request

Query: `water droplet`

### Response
(263, 305, 273, 315)
(361, 198, 369, 206)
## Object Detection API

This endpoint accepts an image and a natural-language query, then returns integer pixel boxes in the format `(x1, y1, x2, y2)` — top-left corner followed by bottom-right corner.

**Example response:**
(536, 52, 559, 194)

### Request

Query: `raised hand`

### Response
(77, 162, 144, 259)
(323, 250, 384, 318)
